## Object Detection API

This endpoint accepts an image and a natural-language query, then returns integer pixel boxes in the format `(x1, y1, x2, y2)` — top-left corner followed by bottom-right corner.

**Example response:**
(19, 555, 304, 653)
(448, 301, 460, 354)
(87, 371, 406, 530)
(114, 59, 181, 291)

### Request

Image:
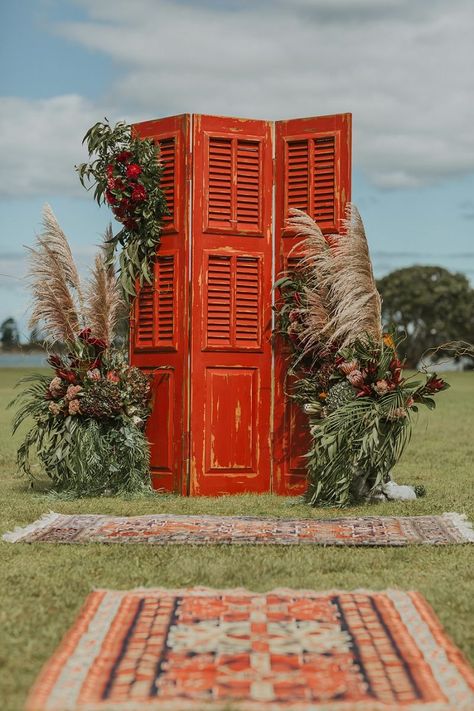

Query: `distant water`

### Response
(0, 353, 49, 368)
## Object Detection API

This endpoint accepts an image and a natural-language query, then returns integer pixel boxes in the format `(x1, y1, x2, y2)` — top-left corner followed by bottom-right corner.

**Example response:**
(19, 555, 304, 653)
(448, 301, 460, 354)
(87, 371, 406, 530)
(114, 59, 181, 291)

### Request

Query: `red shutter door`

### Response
(273, 114, 352, 495)
(130, 114, 190, 493)
(190, 115, 273, 495)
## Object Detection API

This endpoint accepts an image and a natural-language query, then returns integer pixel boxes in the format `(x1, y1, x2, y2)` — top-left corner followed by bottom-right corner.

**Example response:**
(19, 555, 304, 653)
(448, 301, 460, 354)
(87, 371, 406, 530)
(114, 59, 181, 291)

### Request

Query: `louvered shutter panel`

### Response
(273, 114, 352, 495)
(130, 115, 190, 494)
(191, 114, 273, 495)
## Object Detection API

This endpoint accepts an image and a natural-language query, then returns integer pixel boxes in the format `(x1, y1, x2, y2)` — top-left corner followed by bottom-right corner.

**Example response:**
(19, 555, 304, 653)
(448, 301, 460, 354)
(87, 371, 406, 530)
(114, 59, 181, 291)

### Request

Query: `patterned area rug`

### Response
(26, 587, 474, 711)
(4, 511, 474, 546)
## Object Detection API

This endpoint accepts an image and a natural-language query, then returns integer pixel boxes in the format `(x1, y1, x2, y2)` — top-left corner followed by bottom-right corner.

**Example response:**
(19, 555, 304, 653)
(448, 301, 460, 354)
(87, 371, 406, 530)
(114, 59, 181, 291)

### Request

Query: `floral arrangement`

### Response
(11, 206, 153, 496)
(276, 205, 448, 506)
(76, 120, 168, 297)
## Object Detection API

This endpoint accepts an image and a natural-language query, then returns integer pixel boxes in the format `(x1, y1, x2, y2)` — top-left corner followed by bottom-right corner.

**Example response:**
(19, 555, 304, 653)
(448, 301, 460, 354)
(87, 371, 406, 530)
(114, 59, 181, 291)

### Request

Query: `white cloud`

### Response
(1, 0, 473, 195)
(0, 95, 113, 198)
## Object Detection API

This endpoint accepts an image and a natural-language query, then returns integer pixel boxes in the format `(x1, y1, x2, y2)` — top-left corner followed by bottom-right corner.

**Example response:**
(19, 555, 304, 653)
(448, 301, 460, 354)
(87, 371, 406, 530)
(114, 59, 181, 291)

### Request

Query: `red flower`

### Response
(116, 150, 132, 162)
(114, 205, 127, 219)
(425, 376, 446, 393)
(126, 163, 142, 178)
(356, 385, 372, 397)
(106, 370, 120, 383)
(57, 370, 77, 384)
(105, 189, 117, 205)
(131, 184, 147, 202)
(79, 328, 107, 352)
(114, 178, 125, 192)
(124, 217, 138, 230)
(106, 164, 115, 177)
(47, 354, 61, 369)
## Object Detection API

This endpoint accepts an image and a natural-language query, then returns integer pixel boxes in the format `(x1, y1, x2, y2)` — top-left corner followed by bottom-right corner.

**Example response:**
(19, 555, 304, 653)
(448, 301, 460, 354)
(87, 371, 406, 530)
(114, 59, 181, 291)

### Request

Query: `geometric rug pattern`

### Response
(26, 588, 474, 710)
(4, 511, 474, 546)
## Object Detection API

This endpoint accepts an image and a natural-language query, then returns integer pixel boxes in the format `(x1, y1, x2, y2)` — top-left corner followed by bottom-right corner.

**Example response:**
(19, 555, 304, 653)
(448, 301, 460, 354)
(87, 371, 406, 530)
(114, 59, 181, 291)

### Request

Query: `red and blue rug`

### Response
(26, 587, 474, 710)
(4, 511, 473, 546)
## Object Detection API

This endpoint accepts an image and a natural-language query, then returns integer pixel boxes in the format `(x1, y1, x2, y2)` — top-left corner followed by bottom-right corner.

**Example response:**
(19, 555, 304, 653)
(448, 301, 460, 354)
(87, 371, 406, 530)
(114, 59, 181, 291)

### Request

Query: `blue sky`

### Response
(1, 0, 473, 340)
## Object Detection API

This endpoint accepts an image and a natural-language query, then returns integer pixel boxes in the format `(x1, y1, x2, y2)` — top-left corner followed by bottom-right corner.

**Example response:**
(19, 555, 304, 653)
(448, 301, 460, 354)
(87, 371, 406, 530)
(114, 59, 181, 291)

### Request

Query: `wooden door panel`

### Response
(273, 113, 352, 495)
(130, 114, 190, 493)
(190, 115, 273, 496)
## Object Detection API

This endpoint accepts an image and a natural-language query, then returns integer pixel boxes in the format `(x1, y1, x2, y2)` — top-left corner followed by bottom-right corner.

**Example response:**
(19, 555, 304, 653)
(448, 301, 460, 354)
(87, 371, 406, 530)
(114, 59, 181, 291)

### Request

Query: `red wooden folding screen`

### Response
(130, 113, 351, 495)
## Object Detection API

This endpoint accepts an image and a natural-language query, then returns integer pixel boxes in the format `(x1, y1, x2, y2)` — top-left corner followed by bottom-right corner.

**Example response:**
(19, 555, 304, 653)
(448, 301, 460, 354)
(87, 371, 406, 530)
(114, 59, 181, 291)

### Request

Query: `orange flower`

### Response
(319, 392, 328, 400)
(383, 333, 395, 349)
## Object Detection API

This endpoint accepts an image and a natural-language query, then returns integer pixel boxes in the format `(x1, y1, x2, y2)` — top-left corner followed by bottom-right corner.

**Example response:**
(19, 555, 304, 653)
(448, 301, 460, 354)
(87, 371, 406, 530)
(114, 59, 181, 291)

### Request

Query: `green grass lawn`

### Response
(1, 367, 473, 710)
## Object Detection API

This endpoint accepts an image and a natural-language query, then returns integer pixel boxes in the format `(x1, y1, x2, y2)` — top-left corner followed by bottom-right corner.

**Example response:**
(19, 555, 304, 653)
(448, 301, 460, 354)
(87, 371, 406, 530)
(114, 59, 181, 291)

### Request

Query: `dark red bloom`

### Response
(126, 163, 142, 178)
(114, 205, 127, 219)
(106, 164, 115, 177)
(124, 217, 139, 230)
(79, 328, 107, 352)
(356, 385, 372, 397)
(114, 178, 125, 192)
(425, 376, 446, 393)
(57, 370, 77, 384)
(47, 354, 61, 368)
(116, 150, 132, 162)
(131, 184, 147, 202)
(105, 189, 117, 205)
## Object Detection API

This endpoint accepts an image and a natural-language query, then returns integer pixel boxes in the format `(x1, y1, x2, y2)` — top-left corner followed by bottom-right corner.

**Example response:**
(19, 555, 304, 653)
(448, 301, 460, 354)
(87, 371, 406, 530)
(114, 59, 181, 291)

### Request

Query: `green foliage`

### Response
(9, 359, 152, 497)
(275, 266, 449, 506)
(377, 266, 474, 367)
(76, 119, 169, 298)
(305, 392, 413, 506)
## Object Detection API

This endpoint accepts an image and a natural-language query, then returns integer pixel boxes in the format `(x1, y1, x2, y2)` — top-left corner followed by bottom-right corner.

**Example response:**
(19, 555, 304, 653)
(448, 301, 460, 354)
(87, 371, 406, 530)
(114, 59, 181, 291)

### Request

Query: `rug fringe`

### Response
(442, 512, 474, 542)
(2, 511, 63, 543)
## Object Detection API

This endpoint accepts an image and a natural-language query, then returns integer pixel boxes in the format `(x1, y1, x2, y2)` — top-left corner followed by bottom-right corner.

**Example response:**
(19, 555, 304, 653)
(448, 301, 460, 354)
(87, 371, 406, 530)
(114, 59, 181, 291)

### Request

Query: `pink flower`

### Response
(86, 369, 101, 381)
(68, 399, 81, 416)
(339, 360, 359, 376)
(49, 376, 64, 396)
(347, 370, 365, 388)
(48, 402, 62, 416)
(66, 384, 82, 401)
(373, 379, 390, 395)
(406, 397, 415, 408)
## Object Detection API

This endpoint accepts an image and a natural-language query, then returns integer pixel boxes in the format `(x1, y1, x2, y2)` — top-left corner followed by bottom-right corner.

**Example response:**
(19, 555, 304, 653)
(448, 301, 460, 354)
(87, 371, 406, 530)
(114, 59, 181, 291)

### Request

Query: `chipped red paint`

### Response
(130, 113, 352, 496)
(273, 114, 352, 495)
(130, 114, 190, 494)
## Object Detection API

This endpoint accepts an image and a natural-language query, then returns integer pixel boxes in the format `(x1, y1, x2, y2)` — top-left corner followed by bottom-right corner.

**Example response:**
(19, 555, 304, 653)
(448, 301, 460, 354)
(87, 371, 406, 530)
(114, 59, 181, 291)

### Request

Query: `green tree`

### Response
(0, 317, 20, 351)
(377, 266, 474, 367)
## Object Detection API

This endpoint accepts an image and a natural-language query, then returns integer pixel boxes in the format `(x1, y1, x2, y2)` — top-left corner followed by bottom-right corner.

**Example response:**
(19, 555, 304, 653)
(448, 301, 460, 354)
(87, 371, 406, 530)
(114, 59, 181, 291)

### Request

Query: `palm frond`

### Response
(84, 224, 125, 345)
